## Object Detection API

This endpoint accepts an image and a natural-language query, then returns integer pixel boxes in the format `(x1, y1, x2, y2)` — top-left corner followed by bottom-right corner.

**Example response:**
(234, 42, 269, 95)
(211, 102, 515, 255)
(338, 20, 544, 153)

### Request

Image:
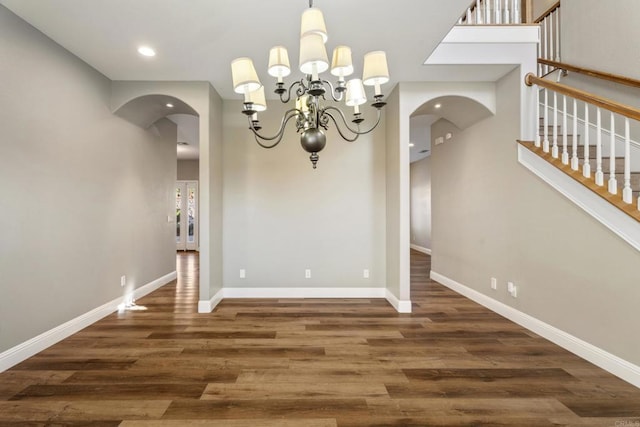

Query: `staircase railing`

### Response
(525, 70, 640, 214)
(536, 1, 561, 75)
(458, 0, 523, 25)
(538, 58, 640, 90)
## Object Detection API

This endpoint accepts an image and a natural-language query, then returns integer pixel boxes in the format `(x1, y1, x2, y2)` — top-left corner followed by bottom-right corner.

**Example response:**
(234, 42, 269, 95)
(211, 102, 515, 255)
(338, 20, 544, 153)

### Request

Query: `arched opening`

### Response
(406, 93, 494, 300)
(113, 93, 202, 298)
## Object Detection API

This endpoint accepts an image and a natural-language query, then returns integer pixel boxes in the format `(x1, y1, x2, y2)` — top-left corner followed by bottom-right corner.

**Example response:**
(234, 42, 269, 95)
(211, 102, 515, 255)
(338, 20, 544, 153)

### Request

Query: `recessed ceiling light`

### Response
(166, 103, 174, 108)
(409, 143, 415, 147)
(177, 141, 188, 146)
(137, 46, 156, 57)
(434, 103, 442, 109)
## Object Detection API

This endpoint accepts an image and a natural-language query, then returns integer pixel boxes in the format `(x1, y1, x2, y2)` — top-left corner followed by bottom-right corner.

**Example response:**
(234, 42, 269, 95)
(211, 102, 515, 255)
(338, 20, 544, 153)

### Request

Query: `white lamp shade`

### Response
(299, 34, 329, 75)
(330, 46, 354, 78)
(362, 51, 389, 86)
(300, 7, 328, 43)
(231, 57, 262, 94)
(345, 79, 367, 107)
(268, 46, 291, 78)
(246, 86, 267, 112)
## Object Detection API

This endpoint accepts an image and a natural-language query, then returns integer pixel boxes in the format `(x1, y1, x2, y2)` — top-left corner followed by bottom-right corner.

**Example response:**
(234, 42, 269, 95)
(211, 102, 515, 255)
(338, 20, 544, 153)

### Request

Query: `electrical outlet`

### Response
(507, 281, 517, 298)
(305, 269, 311, 279)
(363, 269, 370, 279)
(239, 269, 246, 279)
(120, 275, 126, 287)
(490, 277, 497, 290)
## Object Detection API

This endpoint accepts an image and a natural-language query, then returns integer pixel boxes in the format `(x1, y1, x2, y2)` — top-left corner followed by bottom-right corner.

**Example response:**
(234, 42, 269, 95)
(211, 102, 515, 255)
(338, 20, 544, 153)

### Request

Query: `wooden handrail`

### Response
(534, 1, 560, 23)
(538, 58, 640, 90)
(525, 73, 640, 122)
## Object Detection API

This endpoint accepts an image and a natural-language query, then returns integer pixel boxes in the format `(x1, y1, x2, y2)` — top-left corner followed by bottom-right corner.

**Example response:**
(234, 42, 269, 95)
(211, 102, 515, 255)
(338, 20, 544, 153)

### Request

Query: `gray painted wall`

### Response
(563, 0, 640, 81)
(385, 87, 402, 297)
(410, 156, 432, 250)
(431, 67, 640, 366)
(532, 0, 558, 21)
(0, 6, 176, 352)
(208, 85, 224, 298)
(222, 99, 387, 288)
(556, 0, 640, 144)
(177, 160, 199, 182)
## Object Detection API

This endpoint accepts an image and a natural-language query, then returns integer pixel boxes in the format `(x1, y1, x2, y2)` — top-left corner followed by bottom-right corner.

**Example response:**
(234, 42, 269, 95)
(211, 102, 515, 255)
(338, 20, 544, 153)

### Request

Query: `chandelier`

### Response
(230, 0, 390, 169)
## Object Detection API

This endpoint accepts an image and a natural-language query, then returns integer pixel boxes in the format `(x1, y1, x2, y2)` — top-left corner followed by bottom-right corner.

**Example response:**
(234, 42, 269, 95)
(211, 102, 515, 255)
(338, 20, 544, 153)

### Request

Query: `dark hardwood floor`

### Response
(1, 250, 640, 425)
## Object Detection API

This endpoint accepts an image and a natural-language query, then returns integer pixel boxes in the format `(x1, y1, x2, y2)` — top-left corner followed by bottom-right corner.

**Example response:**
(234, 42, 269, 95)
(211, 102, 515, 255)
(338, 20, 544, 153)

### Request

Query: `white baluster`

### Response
(466, 7, 471, 24)
(458, 16, 463, 25)
(595, 108, 604, 186)
(608, 113, 618, 194)
(535, 87, 541, 147)
(503, 0, 510, 24)
(541, 19, 547, 73)
(555, 9, 561, 61)
(562, 95, 568, 164)
(549, 13, 554, 67)
(583, 103, 591, 178)
(513, 0, 521, 23)
(571, 99, 579, 170)
(623, 118, 633, 203)
(476, 0, 481, 24)
(485, 0, 491, 24)
(552, 92, 558, 158)
(495, 0, 501, 24)
(543, 89, 549, 152)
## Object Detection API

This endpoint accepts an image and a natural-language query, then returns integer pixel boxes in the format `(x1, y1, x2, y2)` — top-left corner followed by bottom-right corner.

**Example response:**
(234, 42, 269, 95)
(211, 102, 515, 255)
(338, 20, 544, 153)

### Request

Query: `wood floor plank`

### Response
(201, 382, 389, 400)
(161, 398, 369, 419)
(1, 250, 639, 425)
(0, 400, 170, 422)
(9, 384, 206, 401)
(120, 421, 338, 427)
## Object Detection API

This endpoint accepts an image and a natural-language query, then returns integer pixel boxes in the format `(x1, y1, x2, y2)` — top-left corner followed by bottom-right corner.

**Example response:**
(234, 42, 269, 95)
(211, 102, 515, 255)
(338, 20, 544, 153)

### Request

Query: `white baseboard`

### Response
(0, 271, 177, 373)
(385, 289, 412, 313)
(222, 287, 387, 299)
(197, 286, 412, 314)
(430, 270, 640, 389)
(198, 287, 224, 313)
(410, 244, 432, 255)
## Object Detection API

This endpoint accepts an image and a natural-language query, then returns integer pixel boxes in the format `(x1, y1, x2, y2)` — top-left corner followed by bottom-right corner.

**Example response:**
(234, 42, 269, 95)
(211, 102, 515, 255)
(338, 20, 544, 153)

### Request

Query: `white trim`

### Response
(221, 287, 386, 299)
(198, 287, 224, 313)
(0, 271, 176, 373)
(198, 287, 412, 314)
(410, 244, 432, 255)
(385, 289, 412, 313)
(518, 145, 640, 253)
(430, 270, 640, 389)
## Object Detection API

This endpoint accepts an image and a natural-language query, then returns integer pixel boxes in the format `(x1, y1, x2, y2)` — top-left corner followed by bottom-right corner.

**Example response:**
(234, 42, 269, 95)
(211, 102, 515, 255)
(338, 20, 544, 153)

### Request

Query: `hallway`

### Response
(1, 251, 639, 425)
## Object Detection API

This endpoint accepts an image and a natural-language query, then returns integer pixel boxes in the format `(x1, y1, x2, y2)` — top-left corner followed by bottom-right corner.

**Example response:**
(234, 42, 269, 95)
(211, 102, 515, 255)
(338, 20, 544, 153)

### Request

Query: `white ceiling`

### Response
(169, 114, 200, 160)
(2, 0, 510, 163)
(0, 0, 472, 100)
(409, 95, 494, 163)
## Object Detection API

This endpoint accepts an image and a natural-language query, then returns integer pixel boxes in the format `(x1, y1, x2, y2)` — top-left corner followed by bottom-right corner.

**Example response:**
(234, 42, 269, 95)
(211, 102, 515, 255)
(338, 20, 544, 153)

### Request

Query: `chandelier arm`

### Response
(321, 79, 345, 102)
(322, 112, 360, 142)
(279, 80, 306, 103)
(323, 106, 383, 136)
(248, 109, 300, 147)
